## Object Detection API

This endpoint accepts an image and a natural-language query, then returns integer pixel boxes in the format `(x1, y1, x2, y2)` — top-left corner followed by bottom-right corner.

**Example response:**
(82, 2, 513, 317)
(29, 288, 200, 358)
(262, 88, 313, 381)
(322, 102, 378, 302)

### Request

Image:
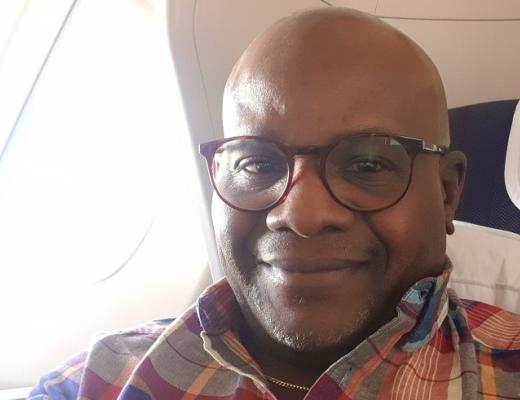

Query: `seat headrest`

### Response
(447, 221, 520, 313)
(448, 99, 520, 234)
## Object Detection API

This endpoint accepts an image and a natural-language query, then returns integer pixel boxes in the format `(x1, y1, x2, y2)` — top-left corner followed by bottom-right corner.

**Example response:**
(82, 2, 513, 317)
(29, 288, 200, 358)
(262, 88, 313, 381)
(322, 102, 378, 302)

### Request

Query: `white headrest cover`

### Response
(505, 101, 520, 210)
(447, 221, 520, 313)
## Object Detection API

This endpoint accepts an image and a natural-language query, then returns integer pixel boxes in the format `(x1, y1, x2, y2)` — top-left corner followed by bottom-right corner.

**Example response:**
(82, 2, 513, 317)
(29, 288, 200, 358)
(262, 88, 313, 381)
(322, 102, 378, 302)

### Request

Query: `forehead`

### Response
(224, 68, 444, 148)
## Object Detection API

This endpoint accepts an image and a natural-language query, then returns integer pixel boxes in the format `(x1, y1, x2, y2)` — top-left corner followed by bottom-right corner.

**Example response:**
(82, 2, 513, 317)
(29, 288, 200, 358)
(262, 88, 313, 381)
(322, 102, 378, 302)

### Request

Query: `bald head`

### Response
(223, 7, 449, 146)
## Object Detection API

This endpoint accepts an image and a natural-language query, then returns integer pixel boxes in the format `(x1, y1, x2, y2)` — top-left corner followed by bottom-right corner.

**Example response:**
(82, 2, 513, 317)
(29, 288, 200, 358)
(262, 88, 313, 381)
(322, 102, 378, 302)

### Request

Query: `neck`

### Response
(240, 323, 324, 390)
(238, 299, 400, 391)
(239, 317, 388, 390)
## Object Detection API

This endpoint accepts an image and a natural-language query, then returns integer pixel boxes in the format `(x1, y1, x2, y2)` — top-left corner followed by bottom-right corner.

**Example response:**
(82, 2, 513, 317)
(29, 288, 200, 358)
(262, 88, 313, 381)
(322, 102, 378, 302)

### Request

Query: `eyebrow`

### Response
(249, 125, 401, 144)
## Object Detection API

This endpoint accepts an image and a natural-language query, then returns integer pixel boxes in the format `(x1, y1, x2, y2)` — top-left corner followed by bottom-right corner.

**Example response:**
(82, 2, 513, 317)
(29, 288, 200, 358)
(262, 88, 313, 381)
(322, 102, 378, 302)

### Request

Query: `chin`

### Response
(247, 283, 376, 354)
(270, 324, 358, 353)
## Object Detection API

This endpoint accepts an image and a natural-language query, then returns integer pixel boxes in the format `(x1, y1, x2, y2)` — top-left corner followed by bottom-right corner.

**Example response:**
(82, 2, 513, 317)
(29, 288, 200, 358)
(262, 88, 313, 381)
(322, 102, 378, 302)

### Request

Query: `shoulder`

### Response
(28, 318, 174, 400)
(461, 299, 520, 351)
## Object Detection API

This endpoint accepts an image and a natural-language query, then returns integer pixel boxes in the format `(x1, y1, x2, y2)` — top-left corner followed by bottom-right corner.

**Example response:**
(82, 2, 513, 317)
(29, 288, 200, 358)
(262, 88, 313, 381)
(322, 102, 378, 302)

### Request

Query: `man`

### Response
(31, 7, 520, 400)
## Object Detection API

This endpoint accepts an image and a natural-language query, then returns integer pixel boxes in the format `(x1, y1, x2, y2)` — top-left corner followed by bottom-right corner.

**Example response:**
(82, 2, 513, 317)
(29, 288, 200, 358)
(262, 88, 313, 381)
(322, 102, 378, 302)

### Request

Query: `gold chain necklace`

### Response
(265, 375, 311, 392)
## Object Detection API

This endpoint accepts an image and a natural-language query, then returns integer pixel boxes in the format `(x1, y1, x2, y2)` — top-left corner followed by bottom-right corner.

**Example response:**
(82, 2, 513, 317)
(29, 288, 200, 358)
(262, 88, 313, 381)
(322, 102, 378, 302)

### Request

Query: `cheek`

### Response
(211, 196, 263, 278)
(368, 161, 447, 285)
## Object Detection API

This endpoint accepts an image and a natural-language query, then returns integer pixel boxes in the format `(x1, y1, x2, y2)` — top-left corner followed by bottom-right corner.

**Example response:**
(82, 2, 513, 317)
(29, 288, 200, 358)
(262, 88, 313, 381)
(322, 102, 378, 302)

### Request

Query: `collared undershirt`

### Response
(30, 261, 520, 399)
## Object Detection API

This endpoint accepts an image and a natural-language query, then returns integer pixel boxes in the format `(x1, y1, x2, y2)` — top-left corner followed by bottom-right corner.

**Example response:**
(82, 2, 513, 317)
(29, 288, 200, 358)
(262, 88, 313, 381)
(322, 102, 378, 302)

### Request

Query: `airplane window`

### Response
(0, 0, 208, 391)
(0, 1, 24, 55)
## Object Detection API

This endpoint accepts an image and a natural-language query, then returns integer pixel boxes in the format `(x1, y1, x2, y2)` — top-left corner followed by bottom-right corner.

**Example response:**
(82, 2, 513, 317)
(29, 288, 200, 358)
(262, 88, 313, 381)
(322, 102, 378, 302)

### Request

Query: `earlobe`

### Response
(440, 151, 467, 235)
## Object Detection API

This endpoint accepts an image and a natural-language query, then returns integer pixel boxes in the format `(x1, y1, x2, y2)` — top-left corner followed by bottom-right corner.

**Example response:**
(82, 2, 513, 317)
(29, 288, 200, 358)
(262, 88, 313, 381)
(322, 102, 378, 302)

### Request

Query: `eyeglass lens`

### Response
(211, 136, 412, 211)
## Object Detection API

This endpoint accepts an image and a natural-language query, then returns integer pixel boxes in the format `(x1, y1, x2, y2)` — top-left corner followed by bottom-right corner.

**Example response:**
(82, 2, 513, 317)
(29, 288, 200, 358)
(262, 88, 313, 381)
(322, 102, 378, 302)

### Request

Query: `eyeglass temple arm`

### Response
(422, 141, 448, 154)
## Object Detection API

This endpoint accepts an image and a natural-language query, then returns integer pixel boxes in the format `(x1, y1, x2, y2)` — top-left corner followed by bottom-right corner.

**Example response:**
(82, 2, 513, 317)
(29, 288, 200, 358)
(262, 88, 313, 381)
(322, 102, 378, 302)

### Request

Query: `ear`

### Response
(440, 151, 467, 235)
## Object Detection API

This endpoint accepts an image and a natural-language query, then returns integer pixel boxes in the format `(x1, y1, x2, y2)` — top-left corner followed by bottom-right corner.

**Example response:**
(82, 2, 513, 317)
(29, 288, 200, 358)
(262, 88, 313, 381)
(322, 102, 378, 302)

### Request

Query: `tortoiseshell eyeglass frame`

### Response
(199, 132, 448, 213)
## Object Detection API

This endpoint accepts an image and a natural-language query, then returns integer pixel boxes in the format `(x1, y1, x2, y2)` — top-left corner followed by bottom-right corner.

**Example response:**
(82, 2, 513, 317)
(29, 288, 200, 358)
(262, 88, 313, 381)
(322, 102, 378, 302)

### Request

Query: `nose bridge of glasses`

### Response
(291, 144, 326, 156)
(288, 144, 327, 167)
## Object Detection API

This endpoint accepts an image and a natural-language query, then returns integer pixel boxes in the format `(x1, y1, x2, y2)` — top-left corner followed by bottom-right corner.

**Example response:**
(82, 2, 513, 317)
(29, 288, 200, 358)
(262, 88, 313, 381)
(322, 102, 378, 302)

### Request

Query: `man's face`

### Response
(213, 19, 451, 353)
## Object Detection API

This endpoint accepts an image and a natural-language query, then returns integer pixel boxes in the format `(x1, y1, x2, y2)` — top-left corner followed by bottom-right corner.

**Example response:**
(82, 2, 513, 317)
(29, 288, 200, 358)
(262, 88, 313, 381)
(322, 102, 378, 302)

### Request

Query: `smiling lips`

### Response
(257, 257, 369, 274)
(256, 257, 371, 303)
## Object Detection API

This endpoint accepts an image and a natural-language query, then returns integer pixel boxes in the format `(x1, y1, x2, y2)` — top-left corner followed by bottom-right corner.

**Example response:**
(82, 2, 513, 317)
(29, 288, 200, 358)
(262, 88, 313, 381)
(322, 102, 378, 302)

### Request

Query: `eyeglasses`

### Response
(199, 133, 448, 212)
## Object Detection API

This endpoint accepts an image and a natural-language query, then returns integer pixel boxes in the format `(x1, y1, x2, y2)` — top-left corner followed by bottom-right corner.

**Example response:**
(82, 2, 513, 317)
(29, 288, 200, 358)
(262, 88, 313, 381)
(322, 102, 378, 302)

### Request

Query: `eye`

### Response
(346, 158, 391, 173)
(235, 157, 282, 175)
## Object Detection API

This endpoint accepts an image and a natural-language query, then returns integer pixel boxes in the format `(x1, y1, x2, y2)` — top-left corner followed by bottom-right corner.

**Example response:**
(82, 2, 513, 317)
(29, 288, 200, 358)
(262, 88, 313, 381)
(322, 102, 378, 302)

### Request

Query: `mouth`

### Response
(255, 258, 372, 306)
(257, 258, 369, 274)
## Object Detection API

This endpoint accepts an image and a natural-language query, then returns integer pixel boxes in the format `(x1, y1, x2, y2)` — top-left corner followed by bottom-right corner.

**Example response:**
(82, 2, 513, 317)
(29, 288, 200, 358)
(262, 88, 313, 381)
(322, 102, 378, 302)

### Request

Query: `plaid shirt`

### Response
(30, 269, 520, 400)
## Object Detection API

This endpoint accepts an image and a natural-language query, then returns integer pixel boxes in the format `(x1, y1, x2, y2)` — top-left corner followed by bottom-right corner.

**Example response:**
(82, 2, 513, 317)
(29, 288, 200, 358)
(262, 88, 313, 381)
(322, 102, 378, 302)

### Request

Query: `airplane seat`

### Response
(448, 99, 520, 234)
(446, 99, 520, 313)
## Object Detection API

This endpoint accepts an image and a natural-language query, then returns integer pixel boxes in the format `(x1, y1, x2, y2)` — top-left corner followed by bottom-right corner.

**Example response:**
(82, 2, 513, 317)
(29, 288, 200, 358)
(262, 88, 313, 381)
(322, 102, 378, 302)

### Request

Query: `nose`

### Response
(266, 158, 356, 237)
